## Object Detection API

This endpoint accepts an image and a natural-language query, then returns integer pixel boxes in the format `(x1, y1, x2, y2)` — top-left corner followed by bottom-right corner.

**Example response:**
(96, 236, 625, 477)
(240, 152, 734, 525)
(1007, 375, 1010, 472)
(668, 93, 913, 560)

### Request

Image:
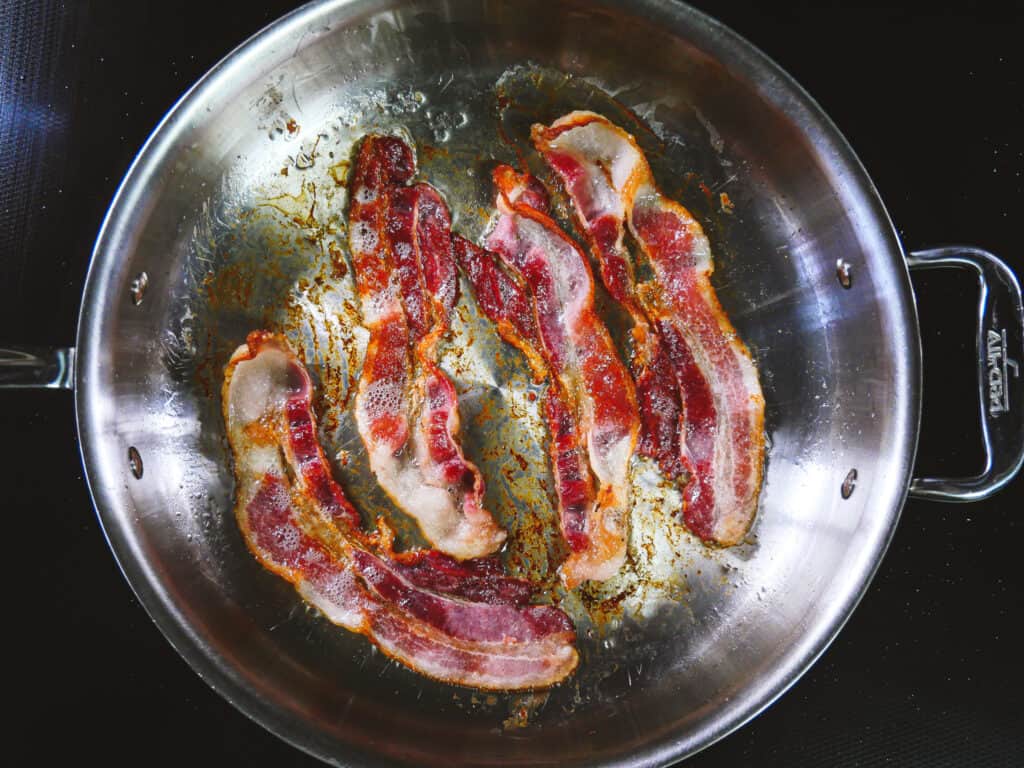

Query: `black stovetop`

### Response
(2, 1, 1021, 765)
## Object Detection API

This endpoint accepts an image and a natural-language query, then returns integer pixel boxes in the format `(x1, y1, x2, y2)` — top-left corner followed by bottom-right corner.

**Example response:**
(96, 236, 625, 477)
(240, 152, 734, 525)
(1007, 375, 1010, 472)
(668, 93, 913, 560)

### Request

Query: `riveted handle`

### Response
(907, 246, 1023, 501)
(0, 347, 76, 390)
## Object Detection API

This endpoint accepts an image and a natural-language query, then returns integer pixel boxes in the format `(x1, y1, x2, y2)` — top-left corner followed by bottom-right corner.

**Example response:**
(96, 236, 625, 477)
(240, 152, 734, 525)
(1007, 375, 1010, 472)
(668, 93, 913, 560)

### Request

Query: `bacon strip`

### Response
(349, 136, 504, 559)
(454, 237, 604, 584)
(533, 112, 765, 545)
(387, 182, 505, 556)
(452, 234, 548, 382)
(223, 332, 578, 690)
(480, 165, 639, 587)
(535, 132, 685, 482)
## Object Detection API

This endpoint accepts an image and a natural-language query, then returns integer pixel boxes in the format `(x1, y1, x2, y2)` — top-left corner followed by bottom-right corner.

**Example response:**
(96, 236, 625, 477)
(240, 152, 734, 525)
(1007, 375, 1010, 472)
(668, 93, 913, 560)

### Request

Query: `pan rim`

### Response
(74, 0, 921, 765)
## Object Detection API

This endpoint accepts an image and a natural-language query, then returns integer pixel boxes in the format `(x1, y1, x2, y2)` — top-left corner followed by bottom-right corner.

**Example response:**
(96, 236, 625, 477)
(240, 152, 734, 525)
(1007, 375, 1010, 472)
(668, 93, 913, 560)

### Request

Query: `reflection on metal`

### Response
(907, 247, 1023, 501)
(0, 346, 75, 389)
(836, 259, 853, 289)
(128, 446, 144, 479)
(841, 468, 857, 499)
(130, 271, 149, 306)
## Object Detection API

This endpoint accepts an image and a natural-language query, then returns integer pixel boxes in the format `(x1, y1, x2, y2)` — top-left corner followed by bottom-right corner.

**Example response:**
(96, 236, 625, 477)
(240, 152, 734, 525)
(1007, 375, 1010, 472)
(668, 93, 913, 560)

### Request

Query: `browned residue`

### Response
(204, 260, 255, 312)
(327, 240, 348, 279)
(259, 180, 319, 230)
(719, 192, 734, 215)
(493, 89, 530, 171)
(698, 180, 713, 204)
(329, 160, 350, 187)
(502, 705, 531, 730)
(510, 450, 529, 472)
(420, 144, 449, 162)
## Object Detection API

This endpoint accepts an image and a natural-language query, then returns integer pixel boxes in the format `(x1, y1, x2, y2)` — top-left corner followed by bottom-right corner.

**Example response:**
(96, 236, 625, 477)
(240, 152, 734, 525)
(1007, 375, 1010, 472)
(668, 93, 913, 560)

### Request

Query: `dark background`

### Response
(2, 0, 1021, 765)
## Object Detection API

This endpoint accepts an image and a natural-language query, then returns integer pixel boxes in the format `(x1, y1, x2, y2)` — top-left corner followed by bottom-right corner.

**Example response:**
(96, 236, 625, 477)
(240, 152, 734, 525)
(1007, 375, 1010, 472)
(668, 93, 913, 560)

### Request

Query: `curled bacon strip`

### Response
(452, 234, 548, 382)
(223, 332, 578, 690)
(534, 130, 685, 483)
(534, 112, 765, 545)
(387, 183, 505, 555)
(349, 136, 504, 559)
(472, 165, 639, 587)
(453, 236, 599, 575)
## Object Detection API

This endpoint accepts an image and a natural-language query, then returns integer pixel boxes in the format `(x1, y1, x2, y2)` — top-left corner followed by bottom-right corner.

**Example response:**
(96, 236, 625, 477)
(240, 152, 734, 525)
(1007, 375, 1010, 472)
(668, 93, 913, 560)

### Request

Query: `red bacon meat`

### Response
(471, 165, 640, 587)
(223, 332, 578, 690)
(533, 111, 765, 545)
(348, 136, 505, 559)
(453, 237, 602, 581)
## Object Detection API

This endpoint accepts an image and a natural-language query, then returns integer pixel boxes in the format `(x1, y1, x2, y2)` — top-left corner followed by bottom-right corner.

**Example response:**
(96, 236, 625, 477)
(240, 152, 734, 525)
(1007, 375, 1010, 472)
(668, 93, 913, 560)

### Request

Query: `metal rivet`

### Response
(130, 272, 149, 306)
(841, 468, 858, 499)
(128, 446, 144, 479)
(836, 259, 853, 289)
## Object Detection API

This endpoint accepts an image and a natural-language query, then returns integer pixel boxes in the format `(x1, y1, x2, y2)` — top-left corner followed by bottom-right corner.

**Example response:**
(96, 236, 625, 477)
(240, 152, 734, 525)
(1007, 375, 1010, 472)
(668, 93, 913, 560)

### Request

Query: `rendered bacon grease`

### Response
(348, 136, 505, 559)
(534, 111, 766, 545)
(223, 332, 578, 690)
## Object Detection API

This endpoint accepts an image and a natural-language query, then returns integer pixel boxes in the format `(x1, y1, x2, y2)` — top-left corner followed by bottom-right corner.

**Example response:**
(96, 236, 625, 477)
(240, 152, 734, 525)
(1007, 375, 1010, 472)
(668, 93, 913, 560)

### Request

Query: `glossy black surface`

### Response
(2, 0, 1021, 765)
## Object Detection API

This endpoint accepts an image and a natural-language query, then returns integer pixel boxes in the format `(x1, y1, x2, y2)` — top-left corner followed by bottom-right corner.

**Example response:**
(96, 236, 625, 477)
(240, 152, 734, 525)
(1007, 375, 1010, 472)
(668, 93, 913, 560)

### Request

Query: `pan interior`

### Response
(76, 1, 917, 765)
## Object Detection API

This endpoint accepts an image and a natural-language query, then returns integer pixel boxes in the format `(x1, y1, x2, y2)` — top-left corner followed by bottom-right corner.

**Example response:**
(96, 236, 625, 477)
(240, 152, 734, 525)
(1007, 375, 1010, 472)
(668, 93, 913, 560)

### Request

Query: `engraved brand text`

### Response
(986, 328, 1019, 417)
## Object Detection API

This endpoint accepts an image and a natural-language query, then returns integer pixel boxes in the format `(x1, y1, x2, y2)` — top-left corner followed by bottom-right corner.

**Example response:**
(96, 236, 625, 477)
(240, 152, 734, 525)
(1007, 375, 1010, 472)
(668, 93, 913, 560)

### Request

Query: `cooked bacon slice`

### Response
(223, 332, 578, 690)
(387, 183, 504, 555)
(532, 128, 685, 483)
(452, 234, 549, 382)
(349, 136, 504, 559)
(533, 111, 765, 545)
(482, 165, 639, 587)
(348, 135, 413, 475)
(454, 238, 604, 575)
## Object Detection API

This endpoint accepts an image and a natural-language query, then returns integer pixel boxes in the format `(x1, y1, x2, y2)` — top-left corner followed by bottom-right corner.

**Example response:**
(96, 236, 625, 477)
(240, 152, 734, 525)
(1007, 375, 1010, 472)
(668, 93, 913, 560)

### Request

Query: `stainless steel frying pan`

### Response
(2, 1, 1022, 765)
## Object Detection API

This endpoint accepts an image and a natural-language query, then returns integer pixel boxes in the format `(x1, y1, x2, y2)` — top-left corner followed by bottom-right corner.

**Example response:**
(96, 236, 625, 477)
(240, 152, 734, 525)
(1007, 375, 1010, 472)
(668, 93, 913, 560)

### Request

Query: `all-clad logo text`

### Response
(986, 328, 1019, 417)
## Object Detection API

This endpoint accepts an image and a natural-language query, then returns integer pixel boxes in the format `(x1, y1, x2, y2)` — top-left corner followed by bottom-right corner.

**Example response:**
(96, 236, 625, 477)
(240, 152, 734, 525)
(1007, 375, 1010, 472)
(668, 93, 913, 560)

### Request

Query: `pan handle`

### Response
(906, 246, 1023, 501)
(0, 347, 76, 390)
